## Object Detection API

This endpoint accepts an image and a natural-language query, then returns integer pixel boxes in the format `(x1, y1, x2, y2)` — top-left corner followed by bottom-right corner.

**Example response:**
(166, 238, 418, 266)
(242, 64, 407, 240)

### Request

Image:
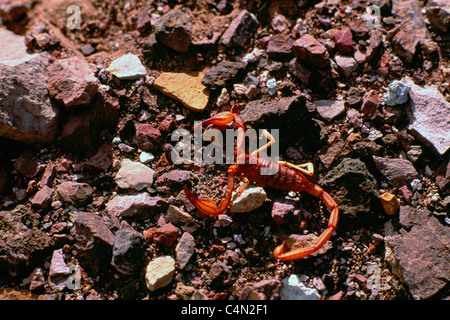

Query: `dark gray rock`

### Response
(70, 212, 115, 273)
(385, 206, 450, 299)
(155, 8, 192, 52)
(166, 205, 200, 233)
(220, 10, 259, 47)
(320, 158, 381, 221)
(111, 227, 145, 275)
(201, 60, 246, 90)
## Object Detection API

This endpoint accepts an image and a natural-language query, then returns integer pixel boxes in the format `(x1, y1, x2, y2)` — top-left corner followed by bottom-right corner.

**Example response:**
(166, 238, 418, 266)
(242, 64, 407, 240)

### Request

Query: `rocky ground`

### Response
(0, 0, 449, 301)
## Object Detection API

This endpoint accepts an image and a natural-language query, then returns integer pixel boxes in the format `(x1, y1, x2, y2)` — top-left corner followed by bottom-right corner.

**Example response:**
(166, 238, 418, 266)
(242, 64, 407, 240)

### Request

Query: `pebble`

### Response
(154, 72, 210, 112)
(280, 275, 321, 300)
(315, 100, 346, 122)
(292, 34, 330, 68)
(139, 151, 155, 164)
(175, 232, 195, 269)
(382, 80, 411, 106)
(48, 249, 70, 291)
(114, 159, 155, 191)
(111, 227, 145, 275)
(220, 10, 258, 47)
(266, 78, 277, 96)
(105, 193, 168, 220)
(230, 187, 267, 213)
(145, 256, 175, 292)
(106, 54, 147, 80)
(373, 156, 419, 188)
(154, 8, 192, 53)
(56, 181, 93, 207)
(335, 56, 358, 77)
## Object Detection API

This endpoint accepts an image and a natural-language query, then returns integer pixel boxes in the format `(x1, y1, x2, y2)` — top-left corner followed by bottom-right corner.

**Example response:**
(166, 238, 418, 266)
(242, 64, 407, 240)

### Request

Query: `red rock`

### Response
(333, 27, 354, 53)
(56, 181, 93, 207)
(47, 57, 99, 111)
(30, 185, 54, 209)
(266, 34, 294, 60)
(292, 34, 330, 68)
(84, 143, 113, 171)
(361, 90, 383, 121)
(14, 154, 44, 178)
(392, 30, 419, 63)
(38, 163, 56, 188)
(153, 223, 179, 247)
(134, 123, 162, 151)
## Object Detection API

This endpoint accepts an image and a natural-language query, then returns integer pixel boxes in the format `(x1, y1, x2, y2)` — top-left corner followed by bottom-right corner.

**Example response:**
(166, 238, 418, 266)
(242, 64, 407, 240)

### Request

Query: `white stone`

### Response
(107, 54, 147, 80)
(280, 275, 321, 300)
(230, 187, 267, 213)
(145, 256, 175, 291)
(115, 159, 155, 190)
(139, 151, 155, 164)
(407, 83, 450, 155)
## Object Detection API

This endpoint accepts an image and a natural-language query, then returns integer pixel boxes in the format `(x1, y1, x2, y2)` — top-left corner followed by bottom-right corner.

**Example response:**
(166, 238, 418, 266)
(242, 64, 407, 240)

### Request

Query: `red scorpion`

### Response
(183, 111, 339, 261)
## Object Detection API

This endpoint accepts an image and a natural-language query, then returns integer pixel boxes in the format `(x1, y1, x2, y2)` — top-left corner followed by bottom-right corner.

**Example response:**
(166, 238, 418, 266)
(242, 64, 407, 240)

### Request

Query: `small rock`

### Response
(335, 56, 358, 77)
(289, 58, 312, 85)
(406, 145, 422, 163)
(271, 200, 296, 224)
(230, 187, 266, 213)
(38, 163, 56, 188)
(202, 60, 246, 90)
(155, 8, 192, 52)
(435, 157, 450, 191)
(175, 232, 195, 269)
(48, 249, 70, 291)
(392, 30, 419, 63)
(105, 193, 168, 220)
(140, 151, 155, 164)
(22, 268, 45, 292)
(292, 34, 330, 68)
(70, 211, 115, 273)
(154, 72, 210, 112)
(208, 261, 231, 288)
(373, 156, 419, 188)
(134, 123, 162, 151)
(333, 27, 354, 53)
(106, 54, 147, 80)
(158, 170, 192, 187)
(47, 57, 99, 110)
(166, 205, 200, 233)
(280, 275, 321, 300)
(145, 256, 175, 292)
(14, 154, 44, 178)
(361, 90, 383, 121)
(346, 108, 363, 128)
(379, 192, 401, 216)
(320, 158, 380, 220)
(221, 10, 259, 47)
(115, 159, 155, 191)
(56, 181, 93, 207)
(153, 223, 179, 247)
(383, 80, 412, 106)
(425, 6, 450, 33)
(30, 186, 54, 209)
(111, 227, 146, 275)
(266, 34, 294, 60)
(314, 100, 346, 122)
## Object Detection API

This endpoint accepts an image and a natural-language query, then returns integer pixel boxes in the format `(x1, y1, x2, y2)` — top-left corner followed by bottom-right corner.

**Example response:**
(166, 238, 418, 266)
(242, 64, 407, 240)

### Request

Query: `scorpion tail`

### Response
(274, 183, 339, 261)
(183, 167, 237, 217)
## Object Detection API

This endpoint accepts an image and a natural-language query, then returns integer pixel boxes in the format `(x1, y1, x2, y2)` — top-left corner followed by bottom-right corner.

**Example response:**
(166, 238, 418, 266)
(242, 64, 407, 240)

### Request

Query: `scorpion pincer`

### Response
(183, 111, 339, 261)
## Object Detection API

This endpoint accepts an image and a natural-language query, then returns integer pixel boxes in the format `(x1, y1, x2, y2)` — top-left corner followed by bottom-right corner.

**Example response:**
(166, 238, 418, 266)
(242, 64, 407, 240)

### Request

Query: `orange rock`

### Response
(154, 72, 210, 112)
(379, 192, 400, 215)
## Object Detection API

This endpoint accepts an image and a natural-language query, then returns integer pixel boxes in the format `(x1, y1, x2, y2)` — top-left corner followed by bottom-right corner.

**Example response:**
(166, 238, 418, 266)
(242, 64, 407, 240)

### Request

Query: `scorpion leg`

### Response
(183, 166, 238, 217)
(273, 183, 339, 261)
(277, 161, 314, 176)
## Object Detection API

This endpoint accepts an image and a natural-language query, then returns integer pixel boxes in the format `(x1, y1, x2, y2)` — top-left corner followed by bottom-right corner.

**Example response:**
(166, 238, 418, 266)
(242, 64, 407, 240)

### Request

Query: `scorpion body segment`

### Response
(183, 111, 339, 262)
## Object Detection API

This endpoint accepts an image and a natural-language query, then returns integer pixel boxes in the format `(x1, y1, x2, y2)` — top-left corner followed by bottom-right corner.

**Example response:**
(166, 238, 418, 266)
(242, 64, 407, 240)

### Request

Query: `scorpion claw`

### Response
(183, 185, 223, 217)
